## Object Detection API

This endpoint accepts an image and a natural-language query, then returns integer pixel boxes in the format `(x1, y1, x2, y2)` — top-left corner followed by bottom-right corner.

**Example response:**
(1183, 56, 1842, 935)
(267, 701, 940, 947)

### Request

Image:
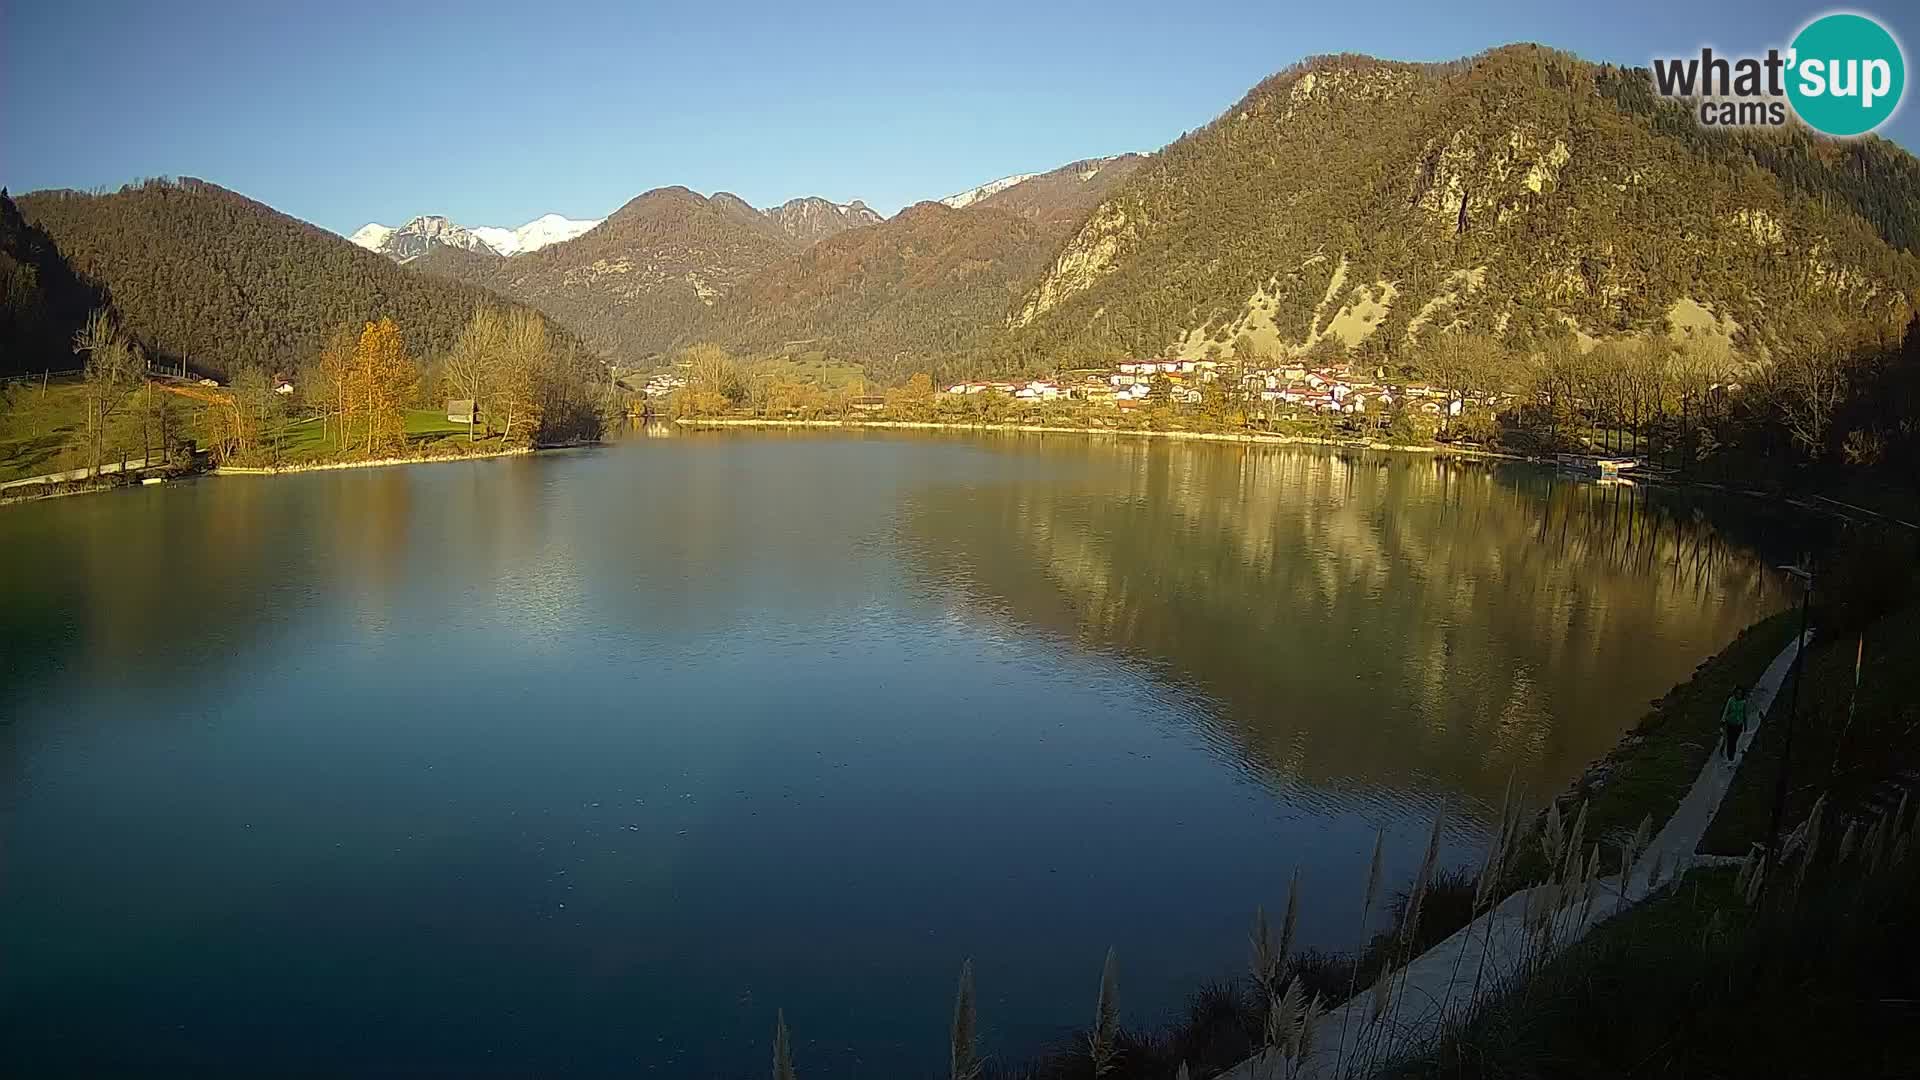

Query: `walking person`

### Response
(1721, 685, 1749, 763)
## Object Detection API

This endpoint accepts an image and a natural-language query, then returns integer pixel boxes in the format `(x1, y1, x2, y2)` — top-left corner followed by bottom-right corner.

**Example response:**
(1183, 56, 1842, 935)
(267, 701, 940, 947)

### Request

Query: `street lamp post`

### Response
(1763, 560, 1814, 891)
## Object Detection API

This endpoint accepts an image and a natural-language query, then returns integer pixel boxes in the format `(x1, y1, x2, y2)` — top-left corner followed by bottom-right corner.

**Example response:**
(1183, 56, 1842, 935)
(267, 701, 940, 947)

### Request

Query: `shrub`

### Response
(1388, 411, 1438, 446)
(1378, 864, 1479, 959)
(1450, 409, 1500, 446)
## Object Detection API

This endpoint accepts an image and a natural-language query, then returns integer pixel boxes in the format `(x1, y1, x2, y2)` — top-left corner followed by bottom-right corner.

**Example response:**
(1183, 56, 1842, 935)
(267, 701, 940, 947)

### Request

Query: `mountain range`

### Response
(352, 198, 886, 266)
(681, 156, 1146, 370)
(386, 155, 1145, 365)
(349, 213, 602, 261)
(11, 44, 1918, 391)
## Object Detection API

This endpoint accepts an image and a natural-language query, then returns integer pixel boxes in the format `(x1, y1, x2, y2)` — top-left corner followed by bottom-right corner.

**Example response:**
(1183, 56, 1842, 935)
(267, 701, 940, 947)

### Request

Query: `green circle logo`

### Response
(1787, 13, 1906, 136)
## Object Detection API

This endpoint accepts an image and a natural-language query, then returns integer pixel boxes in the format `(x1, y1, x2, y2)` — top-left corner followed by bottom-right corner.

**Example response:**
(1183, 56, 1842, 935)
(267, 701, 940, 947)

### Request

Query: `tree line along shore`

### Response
(635, 321, 1920, 520)
(0, 304, 615, 496)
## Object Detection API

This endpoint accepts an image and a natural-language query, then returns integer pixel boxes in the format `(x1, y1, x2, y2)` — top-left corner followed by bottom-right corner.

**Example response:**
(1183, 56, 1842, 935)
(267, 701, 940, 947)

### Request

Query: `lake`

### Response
(0, 432, 1787, 1076)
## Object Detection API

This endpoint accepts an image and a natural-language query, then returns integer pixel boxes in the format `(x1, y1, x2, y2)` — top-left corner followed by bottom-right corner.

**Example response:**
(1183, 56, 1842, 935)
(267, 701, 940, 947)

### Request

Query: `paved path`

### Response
(1218, 631, 1809, 1080)
(0, 456, 152, 491)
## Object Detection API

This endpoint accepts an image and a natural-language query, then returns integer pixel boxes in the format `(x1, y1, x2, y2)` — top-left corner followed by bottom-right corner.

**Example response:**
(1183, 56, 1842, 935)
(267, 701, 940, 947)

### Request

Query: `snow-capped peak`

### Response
(471, 214, 603, 256)
(349, 222, 396, 250)
(348, 212, 603, 260)
(940, 172, 1039, 210)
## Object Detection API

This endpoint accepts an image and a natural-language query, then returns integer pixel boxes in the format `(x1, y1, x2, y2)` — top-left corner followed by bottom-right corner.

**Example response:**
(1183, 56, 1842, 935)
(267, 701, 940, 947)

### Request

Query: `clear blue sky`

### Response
(5, 0, 1915, 236)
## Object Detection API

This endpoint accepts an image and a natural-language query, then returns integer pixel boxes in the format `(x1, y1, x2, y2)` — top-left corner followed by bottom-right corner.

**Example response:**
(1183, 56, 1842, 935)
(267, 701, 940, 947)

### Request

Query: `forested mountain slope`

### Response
(687, 201, 1055, 377)
(689, 156, 1146, 377)
(1, 190, 102, 376)
(1595, 70, 1920, 254)
(970, 155, 1146, 228)
(422, 186, 811, 363)
(1003, 46, 1920, 368)
(16, 179, 570, 379)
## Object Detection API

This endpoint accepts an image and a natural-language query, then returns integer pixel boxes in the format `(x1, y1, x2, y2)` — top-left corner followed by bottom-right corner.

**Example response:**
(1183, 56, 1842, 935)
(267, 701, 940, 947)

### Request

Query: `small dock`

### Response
(1556, 453, 1642, 483)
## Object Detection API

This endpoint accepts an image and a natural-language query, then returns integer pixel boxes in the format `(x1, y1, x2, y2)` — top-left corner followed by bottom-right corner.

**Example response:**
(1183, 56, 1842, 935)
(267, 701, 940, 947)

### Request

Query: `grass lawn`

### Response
(0, 378, 96, 482)
(1702, 598, 1920, 855)
(257, 409, 502, 463)
(404, 409, 469, 438)
(3, 381, 511, 480)
(0, 377, 202, 482)
(743, 354, 869, 390)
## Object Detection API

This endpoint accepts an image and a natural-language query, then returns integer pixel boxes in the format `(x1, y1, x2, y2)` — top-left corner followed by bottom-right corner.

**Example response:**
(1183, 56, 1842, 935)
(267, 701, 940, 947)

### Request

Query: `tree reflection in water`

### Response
(903, 439, 1785, 816)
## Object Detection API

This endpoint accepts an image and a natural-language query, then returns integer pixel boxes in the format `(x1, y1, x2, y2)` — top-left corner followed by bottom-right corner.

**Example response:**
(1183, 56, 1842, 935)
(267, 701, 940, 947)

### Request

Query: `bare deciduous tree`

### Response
(492, 308, 548, 442)
(306, 324, 359, 445)
(446, 307, 508, 442)
(71, 307, 142, 477)
(1768, 323, 1863, 459)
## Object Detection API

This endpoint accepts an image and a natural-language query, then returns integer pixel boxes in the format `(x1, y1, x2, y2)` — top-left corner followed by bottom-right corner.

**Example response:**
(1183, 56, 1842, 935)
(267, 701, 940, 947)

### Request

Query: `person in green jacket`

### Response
(1721, 685, 1749, 762)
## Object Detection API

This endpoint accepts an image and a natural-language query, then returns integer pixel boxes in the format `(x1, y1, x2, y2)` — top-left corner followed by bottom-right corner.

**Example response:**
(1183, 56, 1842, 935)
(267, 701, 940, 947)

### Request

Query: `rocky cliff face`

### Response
(1008, 47, 1918, 365)
(763, 197, 884, 246)
(351, 215, 503, 261)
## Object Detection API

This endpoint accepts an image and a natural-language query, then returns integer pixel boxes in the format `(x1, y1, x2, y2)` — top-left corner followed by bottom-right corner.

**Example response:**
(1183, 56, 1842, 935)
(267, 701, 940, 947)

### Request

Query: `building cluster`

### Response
(1233, 364, 1465, 417)
(943, 358, 1474, 417)
(641, 372, 686, 398)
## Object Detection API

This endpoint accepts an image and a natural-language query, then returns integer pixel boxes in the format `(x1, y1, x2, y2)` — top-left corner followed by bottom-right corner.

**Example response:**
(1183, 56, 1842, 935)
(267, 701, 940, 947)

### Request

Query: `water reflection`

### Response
(0, 434, 1789, 1076)
(902, 439, 1782, 814)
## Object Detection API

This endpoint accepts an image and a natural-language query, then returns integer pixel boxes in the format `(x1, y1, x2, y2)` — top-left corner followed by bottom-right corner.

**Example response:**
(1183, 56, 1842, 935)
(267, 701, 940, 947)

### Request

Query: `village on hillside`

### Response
(621, 345, 1537, 437)
(633, 355, 1483, 418)
(941, 358, 1476, 418)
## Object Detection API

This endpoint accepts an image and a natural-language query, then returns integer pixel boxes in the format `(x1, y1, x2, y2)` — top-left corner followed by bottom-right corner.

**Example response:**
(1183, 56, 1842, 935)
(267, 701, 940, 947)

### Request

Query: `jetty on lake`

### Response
(1557, 453, 1643, 483)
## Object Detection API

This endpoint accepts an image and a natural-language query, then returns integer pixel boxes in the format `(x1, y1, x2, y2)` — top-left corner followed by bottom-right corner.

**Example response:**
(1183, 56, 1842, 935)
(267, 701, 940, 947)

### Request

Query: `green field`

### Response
(266, 408, 477, 459)
(1, 378, 501, 483)
(1, 378, 105, 482)
(744, 354, 869, 390)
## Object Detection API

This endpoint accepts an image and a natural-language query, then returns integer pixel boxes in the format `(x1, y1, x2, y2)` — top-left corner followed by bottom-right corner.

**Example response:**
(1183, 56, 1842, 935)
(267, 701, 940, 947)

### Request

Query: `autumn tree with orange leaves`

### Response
(350, 317, 418, 456)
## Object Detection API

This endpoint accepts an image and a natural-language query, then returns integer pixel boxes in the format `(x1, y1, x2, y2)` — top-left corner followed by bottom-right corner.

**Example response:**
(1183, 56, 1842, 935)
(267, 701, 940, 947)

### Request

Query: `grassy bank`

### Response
(261, 407, 472, 458)
(1503, 611, 1800, 879)
(1390, 850, 1919, 1080)
(1, 376, 526, 489)
(1389, 575, 1920, 1079)
(213, 444, 532, 474)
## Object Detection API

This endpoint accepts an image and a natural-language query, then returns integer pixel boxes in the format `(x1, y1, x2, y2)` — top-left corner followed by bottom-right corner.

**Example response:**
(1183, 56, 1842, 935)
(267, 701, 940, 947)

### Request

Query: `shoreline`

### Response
(1, 443, 556, 506)
(0, 482, 117, 507)
(213, 445, 534, 476)
(1221, 627, 1811, 1080)
(675, 419, 1920, 529)
(6, 420, 1837, 1072)
(672, 416, 1535, 463)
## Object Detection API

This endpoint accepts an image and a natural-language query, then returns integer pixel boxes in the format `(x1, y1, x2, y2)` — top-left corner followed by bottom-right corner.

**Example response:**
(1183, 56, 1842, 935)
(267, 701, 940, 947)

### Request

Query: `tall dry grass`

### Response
(772, 1008, 796, 1080)
(1088, 947, 1121, 1076)
(953, 958, 981, 1080)
(1395, 786, 1918, 1079)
